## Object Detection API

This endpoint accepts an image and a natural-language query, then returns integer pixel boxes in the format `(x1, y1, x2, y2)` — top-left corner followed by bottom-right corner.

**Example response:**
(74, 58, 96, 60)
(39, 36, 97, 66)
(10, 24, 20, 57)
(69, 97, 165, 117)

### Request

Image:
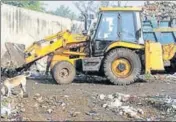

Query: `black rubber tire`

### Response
(51, 61, 76, 85)
(104, 48, 141, 85)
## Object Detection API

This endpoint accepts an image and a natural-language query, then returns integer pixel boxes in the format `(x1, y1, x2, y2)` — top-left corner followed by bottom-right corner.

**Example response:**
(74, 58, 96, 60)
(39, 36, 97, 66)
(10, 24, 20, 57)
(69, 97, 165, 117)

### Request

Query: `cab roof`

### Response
(99, 7, 142, 12)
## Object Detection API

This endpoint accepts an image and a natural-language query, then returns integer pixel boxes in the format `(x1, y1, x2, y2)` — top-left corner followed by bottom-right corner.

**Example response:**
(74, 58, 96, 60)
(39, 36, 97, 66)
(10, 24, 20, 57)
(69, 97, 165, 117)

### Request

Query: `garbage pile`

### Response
(1, 96, 24, 121)
(146, 95, 176, 114)
(165, 73, 176, 81)
(97, 93, 145, 120)
(97, 92, 176, 121)
(145, 95, 176, 121)
(142, 1, 176, 20)
(1, 97, 12, 119)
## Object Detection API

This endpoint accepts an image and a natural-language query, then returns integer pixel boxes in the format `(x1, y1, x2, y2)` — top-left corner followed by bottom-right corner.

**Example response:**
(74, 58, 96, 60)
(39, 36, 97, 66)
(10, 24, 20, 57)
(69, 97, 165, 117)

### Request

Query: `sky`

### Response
(43, 1, 149, 15)
(43, 1, 176, 16)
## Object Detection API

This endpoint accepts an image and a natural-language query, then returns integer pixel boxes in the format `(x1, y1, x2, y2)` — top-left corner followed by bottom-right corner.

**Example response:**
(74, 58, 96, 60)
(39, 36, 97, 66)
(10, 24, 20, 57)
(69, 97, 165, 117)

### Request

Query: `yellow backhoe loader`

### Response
(2, 7, 176, 85)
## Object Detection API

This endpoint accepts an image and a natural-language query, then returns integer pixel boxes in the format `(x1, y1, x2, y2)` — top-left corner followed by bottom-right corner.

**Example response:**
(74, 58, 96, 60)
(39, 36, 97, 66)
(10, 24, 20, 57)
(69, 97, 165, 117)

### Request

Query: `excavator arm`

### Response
(2, 30, 88, 71)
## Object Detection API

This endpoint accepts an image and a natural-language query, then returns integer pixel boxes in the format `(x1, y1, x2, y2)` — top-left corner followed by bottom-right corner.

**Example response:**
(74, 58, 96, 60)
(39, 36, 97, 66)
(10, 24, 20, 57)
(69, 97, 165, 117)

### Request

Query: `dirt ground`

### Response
(1, 75, 176, 121)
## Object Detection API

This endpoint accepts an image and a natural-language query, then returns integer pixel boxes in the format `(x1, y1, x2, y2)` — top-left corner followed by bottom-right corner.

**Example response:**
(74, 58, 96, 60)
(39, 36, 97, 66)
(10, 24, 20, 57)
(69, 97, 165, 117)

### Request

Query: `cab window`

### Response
(120, 12, 136, 42)
(95, 12, 118, 41)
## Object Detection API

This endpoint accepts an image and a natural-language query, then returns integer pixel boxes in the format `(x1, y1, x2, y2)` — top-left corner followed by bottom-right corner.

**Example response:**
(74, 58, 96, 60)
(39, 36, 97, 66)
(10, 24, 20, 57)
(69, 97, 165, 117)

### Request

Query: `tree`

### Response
(52, 5, 78, 20)
(100, 1, 110, 7)
(74, 1, 99, 15)
(73, 1, 99, 30)
(2, 1, 26, 7)
(25, 1, 46, 12)
(2, 0, 46, 12)
(53, 5, 71, 17)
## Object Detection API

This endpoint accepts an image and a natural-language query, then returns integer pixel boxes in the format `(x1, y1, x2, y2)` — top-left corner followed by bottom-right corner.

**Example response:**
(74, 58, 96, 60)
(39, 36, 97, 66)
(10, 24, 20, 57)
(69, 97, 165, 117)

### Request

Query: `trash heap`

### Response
(142, 1, 176, 20)
(97, 92, 176, 121)
(145, 95, 176, 121)
(1, 96, 24, 121)
(97, 93, 145, 120)
(146, 95, 176, 115)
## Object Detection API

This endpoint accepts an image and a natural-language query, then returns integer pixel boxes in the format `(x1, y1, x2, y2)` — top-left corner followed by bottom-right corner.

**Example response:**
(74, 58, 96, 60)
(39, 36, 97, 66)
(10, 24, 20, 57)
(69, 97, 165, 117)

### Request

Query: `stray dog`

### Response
(1, 72, 31, 98)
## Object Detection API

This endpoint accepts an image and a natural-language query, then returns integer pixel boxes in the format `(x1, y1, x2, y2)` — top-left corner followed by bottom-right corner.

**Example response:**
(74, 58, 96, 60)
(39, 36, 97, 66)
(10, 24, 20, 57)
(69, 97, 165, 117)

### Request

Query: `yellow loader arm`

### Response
(24, 30, 88, 64)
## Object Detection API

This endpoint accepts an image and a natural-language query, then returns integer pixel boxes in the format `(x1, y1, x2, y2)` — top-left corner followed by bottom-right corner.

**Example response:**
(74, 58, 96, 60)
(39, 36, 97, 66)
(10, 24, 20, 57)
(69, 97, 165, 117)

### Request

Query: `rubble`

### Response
(107, 94, 114, 99)
(86, 110, 98, 116)
(47, 109, 53, 114)
(137, 108, 144, 115)
(1, 97, 12, 118)
(166, 74, 176, 80)
(99, 94, 106, 100)
(1, 96, 25, 121)
(97, 92, 176, 120)
(97, 92, 144, 120)
(70, 111, 80, 117)
(142, 1, 176, 20)
(146, 95, 176, 113)
(64, 95, 69, 98)
(1, 104, 11, 118)
(107, 98, 122, 108)
(119, 106, 142, 119)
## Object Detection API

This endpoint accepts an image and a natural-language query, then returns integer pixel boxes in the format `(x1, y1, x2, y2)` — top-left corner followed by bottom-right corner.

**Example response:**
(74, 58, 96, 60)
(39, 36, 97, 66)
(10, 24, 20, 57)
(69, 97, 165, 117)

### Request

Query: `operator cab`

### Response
(89, 7, 144, 56)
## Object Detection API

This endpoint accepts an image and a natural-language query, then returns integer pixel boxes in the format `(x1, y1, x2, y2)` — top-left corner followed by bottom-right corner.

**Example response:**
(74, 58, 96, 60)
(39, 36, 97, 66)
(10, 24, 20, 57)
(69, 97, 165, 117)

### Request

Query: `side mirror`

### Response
(90, 29, 94, 35)
(136, 29, 141, 39)
(82, 30, 87, 35)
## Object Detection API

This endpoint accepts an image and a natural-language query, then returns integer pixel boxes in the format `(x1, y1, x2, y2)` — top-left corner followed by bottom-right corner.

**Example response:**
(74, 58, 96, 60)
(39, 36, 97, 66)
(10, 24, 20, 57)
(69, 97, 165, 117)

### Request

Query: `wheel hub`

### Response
(60, 68, 69, 78)
(117, 63, 126, 72)
(111, 58, 131, 78)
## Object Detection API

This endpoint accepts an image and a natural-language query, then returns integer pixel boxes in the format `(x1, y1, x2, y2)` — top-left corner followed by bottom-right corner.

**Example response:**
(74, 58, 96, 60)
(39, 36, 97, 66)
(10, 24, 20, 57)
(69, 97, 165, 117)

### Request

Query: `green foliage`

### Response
(2, 0, 46, 12)
(52, 5, 78, 20)
(2, 1, 26, 7)
(145, 73, 152, 80)
(3, 0, 78, 20)
(25, 1, 46, 12)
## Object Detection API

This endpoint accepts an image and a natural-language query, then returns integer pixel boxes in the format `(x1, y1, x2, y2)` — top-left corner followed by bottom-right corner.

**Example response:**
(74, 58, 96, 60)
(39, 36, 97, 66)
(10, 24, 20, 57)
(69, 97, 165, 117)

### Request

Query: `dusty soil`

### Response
(2, 75, 176, 121)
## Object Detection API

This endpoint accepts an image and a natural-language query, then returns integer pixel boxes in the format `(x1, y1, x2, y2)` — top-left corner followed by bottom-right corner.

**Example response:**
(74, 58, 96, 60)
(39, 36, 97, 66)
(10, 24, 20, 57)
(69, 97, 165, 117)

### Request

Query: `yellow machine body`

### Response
(24, 30, 176, 75)
(99, 7, 142, 12)
(105, 41, 176, 74)
(105, 41, 144, 53)
(24, 30, 88, 64)
(4, 7, 175, 85)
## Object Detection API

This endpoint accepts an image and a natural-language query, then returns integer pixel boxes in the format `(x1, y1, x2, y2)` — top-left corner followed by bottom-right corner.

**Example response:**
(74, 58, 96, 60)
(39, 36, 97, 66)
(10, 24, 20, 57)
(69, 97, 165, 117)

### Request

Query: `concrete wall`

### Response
(1, 4, 83, 56)
(1, 4, 84, 70)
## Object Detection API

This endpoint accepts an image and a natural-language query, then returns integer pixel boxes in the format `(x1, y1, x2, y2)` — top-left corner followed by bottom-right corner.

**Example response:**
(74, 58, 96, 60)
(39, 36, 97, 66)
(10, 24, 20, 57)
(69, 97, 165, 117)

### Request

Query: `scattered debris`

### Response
(86, 110, 98, 116)
(119, 106, 142, 119)
(97, 92, 176, 120)
(1, 97, 12, 118)
(107, 98, 122, 108)
(166, 74, 176, 80)
(34, 103, 39, 108)
(70, 111, 80, 117)
(1, 105, 11, 118)
(61, 102, 66, 107)
(35, 93, 41, 97)
(107, 94, 114, 100)
(20, 108, 25, 112)
(64, 95, 69, 98)
(97, 92, 144, 120)
(47, 109, 53, 114)
(137, 108, 144, 115)
(142, 1, 176, 20)
(99, 94, 105, 100)
(145, 95, 176, 115)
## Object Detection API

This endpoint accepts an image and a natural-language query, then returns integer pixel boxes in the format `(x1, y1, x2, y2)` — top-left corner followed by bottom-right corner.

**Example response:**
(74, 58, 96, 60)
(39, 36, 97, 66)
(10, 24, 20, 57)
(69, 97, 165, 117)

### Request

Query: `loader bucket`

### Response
(1, 42, 26, 69)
